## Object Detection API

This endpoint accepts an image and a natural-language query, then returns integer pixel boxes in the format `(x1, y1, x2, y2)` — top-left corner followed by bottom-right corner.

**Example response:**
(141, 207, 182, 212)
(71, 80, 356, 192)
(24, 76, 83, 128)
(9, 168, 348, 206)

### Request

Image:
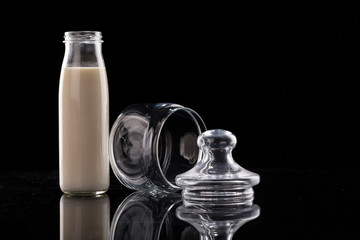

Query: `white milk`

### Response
(59, 67, 109, 195)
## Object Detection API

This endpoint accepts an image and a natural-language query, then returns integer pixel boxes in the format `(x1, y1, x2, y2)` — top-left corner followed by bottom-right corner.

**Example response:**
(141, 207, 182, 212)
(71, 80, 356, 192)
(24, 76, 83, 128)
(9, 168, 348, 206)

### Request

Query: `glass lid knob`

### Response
(176, 129, 260, 206)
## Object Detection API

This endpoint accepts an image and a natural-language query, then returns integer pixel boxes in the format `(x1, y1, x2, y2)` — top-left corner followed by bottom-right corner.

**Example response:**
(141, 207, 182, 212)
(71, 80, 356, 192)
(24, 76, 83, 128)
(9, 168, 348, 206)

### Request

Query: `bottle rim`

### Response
(63, 31, 103, 43)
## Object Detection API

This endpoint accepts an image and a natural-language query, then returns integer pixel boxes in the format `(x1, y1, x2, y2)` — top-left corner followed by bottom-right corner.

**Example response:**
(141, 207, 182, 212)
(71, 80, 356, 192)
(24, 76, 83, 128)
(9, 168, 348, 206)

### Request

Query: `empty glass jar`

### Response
(109, 103, 207, 193)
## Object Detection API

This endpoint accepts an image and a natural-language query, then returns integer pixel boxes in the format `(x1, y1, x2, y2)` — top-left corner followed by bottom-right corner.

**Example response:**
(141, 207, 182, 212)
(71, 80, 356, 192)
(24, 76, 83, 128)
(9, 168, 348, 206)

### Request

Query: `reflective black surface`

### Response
(1, 169, 359, 239)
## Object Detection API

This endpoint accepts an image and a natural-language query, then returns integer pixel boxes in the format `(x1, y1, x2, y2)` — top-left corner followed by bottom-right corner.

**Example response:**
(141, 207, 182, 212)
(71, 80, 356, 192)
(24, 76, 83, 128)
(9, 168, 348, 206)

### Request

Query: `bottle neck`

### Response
(62, 41, 104, 68)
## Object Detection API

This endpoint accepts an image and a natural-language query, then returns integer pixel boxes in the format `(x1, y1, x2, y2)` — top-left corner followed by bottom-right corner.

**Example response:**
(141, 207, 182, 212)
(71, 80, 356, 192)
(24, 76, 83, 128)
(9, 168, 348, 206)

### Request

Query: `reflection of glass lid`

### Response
(176, 129, 260, 206)
(176, 204, 260, 240)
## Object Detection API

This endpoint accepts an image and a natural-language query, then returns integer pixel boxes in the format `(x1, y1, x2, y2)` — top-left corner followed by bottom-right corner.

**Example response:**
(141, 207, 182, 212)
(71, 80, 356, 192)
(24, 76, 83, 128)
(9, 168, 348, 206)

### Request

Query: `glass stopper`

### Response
(175, 129, 260, 206)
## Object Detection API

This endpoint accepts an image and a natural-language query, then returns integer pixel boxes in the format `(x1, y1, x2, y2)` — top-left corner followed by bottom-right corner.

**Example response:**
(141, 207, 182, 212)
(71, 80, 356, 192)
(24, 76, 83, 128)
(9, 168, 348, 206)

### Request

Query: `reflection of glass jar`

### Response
(60, 194, 110, 239)
(109, 103, 206, 193)
(110, 191, 182, 240)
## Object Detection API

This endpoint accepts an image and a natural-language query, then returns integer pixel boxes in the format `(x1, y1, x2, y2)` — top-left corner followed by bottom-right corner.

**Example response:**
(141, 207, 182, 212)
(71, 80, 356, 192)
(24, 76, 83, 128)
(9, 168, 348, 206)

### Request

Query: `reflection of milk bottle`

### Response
(60, 194, 110, 240)
(59, 31, 109, 196)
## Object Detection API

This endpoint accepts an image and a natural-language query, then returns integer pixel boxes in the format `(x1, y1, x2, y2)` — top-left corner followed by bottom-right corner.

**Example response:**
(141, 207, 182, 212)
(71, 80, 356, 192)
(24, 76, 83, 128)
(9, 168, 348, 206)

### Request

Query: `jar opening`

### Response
(156, 108, 206, 189)
(64, 31, 103, 43)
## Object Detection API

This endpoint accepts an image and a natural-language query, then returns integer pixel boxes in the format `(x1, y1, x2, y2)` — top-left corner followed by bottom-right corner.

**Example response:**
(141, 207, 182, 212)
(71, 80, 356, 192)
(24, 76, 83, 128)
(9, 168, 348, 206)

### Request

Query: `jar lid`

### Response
(175, 129, 260, 206)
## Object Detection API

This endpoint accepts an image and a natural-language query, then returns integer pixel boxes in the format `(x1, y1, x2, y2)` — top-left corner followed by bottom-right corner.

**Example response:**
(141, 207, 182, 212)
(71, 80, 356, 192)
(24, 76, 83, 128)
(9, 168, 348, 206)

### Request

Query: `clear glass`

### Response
(176, 204, 260, 240)
(62, 31, 104, 67)
(109, 191, 260, 240)
(59, 31, 109, 196)
(110, 191, 181, 239)
(176, 129, 260, 206)
(109, 103, 207, 193)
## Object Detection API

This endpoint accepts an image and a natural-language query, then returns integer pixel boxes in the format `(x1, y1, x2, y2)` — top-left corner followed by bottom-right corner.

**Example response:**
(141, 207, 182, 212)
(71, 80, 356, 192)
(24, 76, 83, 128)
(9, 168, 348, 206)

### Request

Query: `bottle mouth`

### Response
(63, 31, 103, 43)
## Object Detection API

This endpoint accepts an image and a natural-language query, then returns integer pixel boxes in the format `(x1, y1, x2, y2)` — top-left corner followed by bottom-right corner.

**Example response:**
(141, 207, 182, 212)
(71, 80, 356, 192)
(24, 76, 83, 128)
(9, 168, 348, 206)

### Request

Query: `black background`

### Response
(3, 1, 359, 171)
(1, 3, 360, 239)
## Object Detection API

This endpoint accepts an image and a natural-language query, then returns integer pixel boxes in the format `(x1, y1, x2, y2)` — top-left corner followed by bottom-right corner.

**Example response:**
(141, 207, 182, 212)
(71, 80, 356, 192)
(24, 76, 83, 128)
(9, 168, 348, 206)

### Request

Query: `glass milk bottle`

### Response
(59, 31, 109, 195)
